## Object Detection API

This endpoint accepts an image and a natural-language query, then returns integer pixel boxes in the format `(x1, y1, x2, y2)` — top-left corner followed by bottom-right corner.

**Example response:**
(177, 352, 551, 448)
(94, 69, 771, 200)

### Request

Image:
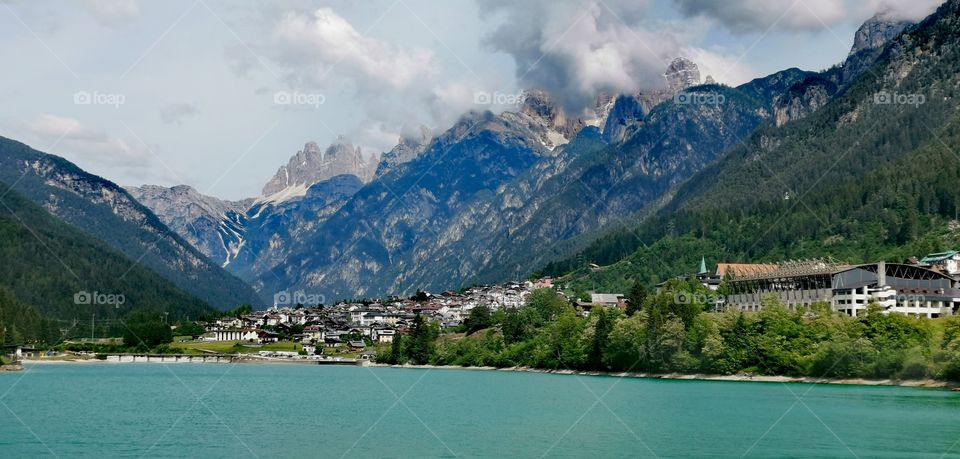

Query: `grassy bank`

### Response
(378, 286, 960, 384)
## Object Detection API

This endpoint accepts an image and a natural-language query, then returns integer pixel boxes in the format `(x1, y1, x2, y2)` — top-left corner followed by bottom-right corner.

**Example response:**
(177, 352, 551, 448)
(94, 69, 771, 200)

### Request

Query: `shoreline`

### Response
(19, 358, 960, 390)
(370, 363, 960, 390)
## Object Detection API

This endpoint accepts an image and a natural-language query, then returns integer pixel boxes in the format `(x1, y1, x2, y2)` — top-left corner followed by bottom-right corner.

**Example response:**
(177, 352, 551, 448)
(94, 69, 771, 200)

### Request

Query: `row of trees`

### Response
(380, 284, 960, 382)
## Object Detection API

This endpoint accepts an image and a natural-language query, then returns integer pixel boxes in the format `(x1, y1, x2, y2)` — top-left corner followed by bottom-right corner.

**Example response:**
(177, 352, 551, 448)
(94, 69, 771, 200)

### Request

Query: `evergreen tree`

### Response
(626, 281, 647, 316)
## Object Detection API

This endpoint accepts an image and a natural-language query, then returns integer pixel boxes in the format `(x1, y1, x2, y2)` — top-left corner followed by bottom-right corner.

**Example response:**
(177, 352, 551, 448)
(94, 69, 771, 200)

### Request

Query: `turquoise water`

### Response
(1, 364, 959, 458)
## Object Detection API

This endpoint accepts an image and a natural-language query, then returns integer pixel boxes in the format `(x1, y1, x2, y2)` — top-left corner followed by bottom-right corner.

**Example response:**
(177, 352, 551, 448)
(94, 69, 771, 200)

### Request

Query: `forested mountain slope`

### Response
(547, 0, 960, 295)
(0, 137, 261, 309)
(0, 181, 212, 342)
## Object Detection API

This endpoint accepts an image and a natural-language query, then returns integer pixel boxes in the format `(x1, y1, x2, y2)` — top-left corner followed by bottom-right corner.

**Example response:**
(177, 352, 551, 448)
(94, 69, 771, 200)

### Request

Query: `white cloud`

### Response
(670, 0, 944, 33)
(160, 103, 199, 125)
(682, 47, 757, 86)
(477, 0, 744, 110)
(84, 0, 140, 26)
(864, 0, 945, 21)
(26, 115, 150, 167)
(670, 0, 844, 32)
(270, 8, 436, 90)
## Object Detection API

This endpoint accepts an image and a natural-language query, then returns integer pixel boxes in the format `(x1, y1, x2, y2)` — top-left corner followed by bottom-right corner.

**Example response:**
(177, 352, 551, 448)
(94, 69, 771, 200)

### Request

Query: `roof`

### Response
(716, 263, 778, 278)
(920, 251, 959, 264)
(590, 293, 624, 304)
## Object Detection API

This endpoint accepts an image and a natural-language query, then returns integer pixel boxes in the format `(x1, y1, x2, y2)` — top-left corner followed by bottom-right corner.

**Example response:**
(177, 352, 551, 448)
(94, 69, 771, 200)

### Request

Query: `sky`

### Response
(0, 0, 945, 201)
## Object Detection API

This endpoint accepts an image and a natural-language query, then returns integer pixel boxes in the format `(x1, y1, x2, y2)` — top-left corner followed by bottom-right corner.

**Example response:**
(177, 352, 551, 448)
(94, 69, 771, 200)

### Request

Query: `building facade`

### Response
(722, 261, 960, 318)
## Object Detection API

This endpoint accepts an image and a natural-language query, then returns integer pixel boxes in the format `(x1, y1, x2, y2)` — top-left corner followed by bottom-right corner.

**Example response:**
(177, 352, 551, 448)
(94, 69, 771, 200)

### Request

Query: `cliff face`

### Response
(262, 140, 377, 198)
(851, 12, 912, 55)
(375, 127, 433, 177)
(125, 185, 251, 268)
(664, 57, 701, 93)
(771, 14, 913, 127)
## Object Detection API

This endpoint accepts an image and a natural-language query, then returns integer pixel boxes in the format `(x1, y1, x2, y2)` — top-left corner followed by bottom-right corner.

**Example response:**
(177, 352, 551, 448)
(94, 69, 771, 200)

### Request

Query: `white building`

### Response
(213, 329, 259, 341)
(725, 261, 960, 318)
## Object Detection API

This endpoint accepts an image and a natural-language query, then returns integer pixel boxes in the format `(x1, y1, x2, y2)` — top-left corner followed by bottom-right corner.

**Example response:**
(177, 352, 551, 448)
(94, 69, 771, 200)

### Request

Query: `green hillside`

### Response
(545, 0, 960, 295)
(0, 136, 262, 309)
(0, 181, 213, 343)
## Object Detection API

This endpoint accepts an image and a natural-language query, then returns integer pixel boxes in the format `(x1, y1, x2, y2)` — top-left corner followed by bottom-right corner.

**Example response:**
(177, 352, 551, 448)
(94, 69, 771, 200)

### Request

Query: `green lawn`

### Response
(174, 340, 304, 354)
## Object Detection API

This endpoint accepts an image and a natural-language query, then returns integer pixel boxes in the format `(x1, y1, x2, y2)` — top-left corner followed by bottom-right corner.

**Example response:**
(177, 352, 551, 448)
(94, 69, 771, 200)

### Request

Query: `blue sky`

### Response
(0, 0, 943, 200)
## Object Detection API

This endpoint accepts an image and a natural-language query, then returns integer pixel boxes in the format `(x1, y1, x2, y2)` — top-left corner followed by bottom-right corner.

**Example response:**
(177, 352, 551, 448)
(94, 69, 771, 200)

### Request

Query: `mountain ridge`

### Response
(0, 136, 261, 310)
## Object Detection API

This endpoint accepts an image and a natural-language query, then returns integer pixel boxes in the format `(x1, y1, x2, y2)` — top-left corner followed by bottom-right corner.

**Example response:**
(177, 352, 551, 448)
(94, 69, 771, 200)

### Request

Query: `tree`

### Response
(502, 307, 538, 344)
(539, 310, 586, 369)
(122, 314, 173, 349)
(606, 312, 648, 371)
(626, 281, 647, 316)
(227, 304, 252, 318)
(588, 308, 615, 370)
(465, 305, 493, 335)
(174, 321, 205, 337)
(526, 288, 570, 323)
(412, 290, 429, 302)
(407, 313, 438, 365)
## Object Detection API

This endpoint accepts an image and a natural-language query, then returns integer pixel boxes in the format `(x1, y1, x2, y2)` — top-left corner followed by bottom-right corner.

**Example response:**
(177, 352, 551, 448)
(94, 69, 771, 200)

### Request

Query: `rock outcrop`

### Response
(262, 139, 377, 199)
(850, 12, 911, 55)
(664, 57, 701, 93)
(125, 185, 251, 267)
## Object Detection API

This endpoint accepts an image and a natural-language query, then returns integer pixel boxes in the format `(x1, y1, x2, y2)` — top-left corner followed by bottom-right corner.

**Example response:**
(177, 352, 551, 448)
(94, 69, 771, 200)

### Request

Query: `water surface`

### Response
(1, 363, 958, 458)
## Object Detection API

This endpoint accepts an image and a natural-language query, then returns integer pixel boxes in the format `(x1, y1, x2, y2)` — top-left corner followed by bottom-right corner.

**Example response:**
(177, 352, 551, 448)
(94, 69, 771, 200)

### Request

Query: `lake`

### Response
(1, 363, 958, 458)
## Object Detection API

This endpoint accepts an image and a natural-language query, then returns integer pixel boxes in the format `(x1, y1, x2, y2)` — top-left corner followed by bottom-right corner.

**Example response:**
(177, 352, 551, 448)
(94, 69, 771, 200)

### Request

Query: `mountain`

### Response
(234, 57, 811, 299)
(0, 180, 213, 342)
(125, 185, 252, 268)
(375, 126, 433, 177)
(253, 106, 564, 298)
(227, 174, 364, 282)
(664, 57, 701, 92)
(548, 0, 960, 295)
(770, 14, 915, 127)
(126, 8, 917, 302)
(128, 173, 365, 300)
(405, 73, 804, 292)
(850, 12, 913, 55)
(261, 139, 377, 202)
(0, 137, 261, 310)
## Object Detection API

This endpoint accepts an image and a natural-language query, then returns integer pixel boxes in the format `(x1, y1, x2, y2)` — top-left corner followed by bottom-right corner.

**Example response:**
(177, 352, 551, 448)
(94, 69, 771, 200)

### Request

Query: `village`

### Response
(181, 279, 555, 361)
(186, 248, 960, 362)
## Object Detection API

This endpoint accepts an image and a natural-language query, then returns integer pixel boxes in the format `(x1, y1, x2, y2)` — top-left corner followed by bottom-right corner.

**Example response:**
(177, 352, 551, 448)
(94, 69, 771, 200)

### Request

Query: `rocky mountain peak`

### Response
(375, 126, 434, 177)
(664, 57, 701, 93)
(520, 89, 563, 123)
(261, 138, 377, 199)
(850, 12, 911, 55)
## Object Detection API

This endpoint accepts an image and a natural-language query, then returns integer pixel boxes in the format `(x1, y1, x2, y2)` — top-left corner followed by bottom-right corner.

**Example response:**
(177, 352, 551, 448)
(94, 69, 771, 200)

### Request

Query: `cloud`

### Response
(26, 115, 150, 167)
(670, 0, 844, 32)
(232, 6, 457, 157)
(160, 103, 199, 125)
(670, 0, 943, 33)
(269, 8, 436, 90)
(868, 0, 945, 21)
(476, 0, 753, 111)
(84, 0, 140, 26)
